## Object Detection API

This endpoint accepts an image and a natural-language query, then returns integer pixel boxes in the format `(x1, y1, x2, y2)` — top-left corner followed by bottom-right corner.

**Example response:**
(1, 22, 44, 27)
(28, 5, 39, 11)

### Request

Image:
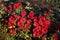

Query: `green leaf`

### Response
(57, 31, 60, 34)
(0, 14, 2, 18)
(11, 37, 14, 40)
(4, 0, 9, 1)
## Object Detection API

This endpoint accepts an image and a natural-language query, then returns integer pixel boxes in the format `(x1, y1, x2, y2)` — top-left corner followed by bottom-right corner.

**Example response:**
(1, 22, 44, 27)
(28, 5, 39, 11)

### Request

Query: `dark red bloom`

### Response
(34, 18, 38, 22)
(19, 26, 23, 30)
(42, 38, 46, 40)
(24, 24, 30, 29)
(28, 11, 34, 18)
(33, 26, 43, 37)
(13, 2, 21, 9)
(38, 15, 51, 27)
(33, 31, 43, 37)
(10, 29, 15, 35)
(0, 2, 3, 4)
(53, 33, 59, 40)
(21, 11, 26, 17)
(55, 24, 60, 32)
(44, 20, 51, 26)
(4, 8, 7, 11)
(38, 16, 46, 26)
(9, 16, 14, 22)
(17, 21, 22, 27)
(13, 21, 16, 26)
(7, 5, 12, 10)
(16, 15, 21, 20)
(17, 21, 23, 30)
(39, 19, 44, 26)
(33, 22, 39, 27)
(7, 5, 13, 13)
(42, 28, 48, 34)
(20, 18, 26, 23)
(44, 10, 52, 17)
(0, 8, 1, 10)
(39, 15, 46, 21)
(8, 22, 12, 26)
(47, 10, 52, 14)
(27, 20, 32, 24)
(23, 29, 26, 32)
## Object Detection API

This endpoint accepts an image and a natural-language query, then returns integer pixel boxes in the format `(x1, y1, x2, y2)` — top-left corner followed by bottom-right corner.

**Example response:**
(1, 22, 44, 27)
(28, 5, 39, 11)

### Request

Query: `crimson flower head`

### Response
(42, 28, 48, 34)
(28, 11, 34, 18)
(42, 38, 46, 40)
(4, 8, 7, 11)
(13, 21, 16, 26)
(16, 15, 21, 20)
(7, 5, 12, 10)
(17, 21, 23, 30)
(24, 24, 30, 29)
(21, 11, 26, 17)
(27, 20, 32, 24)
(39, 15, 46, 21)
(13, 2, 21, 9)
(9, 16, 14, 22)
(34, 18, 38, 22)
(55, 24, 60, 31)
(0, 8, 1, 10)
(0, 2, 3, 4)
(17, 21, 22, 27)
(33, 22, 39, 27)
(33, 26, 43, 37)
(44, 20, 51, 26)
(7, 5, 13, 13)
(20, 18, 26, 23)
(8, 22, 12, 26)
(10, 29, 15, 35)
(39, 15, 51, 27)
(53, 33, 59, 40)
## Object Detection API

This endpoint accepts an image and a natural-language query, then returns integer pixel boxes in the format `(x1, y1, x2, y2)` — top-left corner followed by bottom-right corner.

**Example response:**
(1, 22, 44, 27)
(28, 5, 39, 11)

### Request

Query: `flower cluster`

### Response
(0, 1, 60, 40)
(7, 11, 34, 35)
(7, 10, 51, 38)
(33, 15, 51, 37)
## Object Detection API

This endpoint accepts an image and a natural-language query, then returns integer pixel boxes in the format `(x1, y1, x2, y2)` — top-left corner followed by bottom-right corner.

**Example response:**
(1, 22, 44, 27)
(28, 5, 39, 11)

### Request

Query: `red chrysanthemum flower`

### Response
(20, 18, 26, 23)
(19, 26, 23, 30)
(17, 21, 22, 27)
(27, 20, 32, 24)
(13, 21, 16, 26)
(16, 15, 21, 20)
(33, 26, 43, 37)
(55, 24, 60, 32)
(28, 11, 34, 18)
(4, 8, 7, 11)
(13, 2, 21, 9)
(34, 18, 38, 22)
(39, 15, 51, 27)
(8, 22, 12, 26)
(9, 16, 14, 22)
(33, 22, 39, 27)
(44, 20, 51, 26)
(17, 21, 23, 30)
(21, 11, 26, 17)
(53, 33, 59, 40)
(7, 5, 12, 10)
(7, 5, 13, 13)
(24, 24, 30, 29)
(23, 29, 26, 32)
(0, 2, 3, 4)
(42, 28, 48, 34)
(10, 29, 15, 35)
(42, 38, 46, 40)
(39, 19, 44, 26)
